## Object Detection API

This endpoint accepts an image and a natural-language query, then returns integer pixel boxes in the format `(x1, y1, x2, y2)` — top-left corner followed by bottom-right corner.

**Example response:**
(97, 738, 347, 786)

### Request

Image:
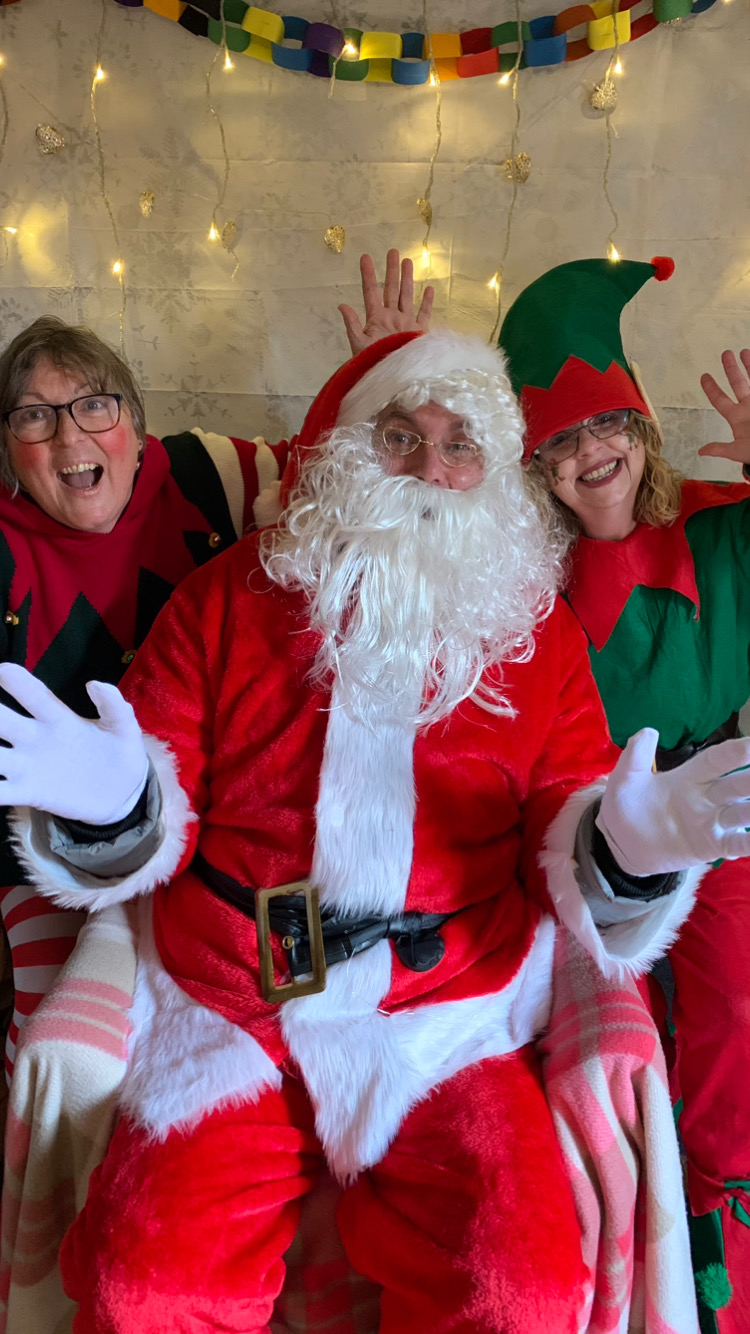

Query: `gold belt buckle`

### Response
(255, 882, 327, 1003)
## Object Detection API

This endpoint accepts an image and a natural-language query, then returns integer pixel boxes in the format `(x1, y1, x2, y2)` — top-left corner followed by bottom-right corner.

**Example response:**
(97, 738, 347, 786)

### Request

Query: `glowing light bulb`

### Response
(343, 40, 359, 57)
(4, 226, 17, 235)
(613, 58, 623, 75)
(112, 259, 124, 276)
(422, 246, 430, 266)
(0, 55, 4, 67)
(208, 223, 220, 242)
(608, 244, 621, 263)
(94, 66, 105, 83)
(223, 52, 234, 70)
(488, 273, 500, 292)
(498, 72, 511, 86)
(429, 71, 437, 86)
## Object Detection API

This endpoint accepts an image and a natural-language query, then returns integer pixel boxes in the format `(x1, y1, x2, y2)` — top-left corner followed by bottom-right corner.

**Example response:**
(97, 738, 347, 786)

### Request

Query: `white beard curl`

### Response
(261, 389, 571, 728)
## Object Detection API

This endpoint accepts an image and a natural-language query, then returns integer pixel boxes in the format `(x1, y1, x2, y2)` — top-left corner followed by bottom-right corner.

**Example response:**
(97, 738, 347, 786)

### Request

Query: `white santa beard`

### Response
(262, 426, 569, 727)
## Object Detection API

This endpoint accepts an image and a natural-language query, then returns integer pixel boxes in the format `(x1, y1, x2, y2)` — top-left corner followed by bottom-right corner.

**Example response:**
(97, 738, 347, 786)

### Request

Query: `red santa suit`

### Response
(10, 333, 703, 1334)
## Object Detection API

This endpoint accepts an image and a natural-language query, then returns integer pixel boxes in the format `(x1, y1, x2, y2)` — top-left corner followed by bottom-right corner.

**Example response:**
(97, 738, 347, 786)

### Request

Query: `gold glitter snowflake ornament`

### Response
(416, 198, 433, 227)
(35, 124, 66, 156)
(221, 221, 238, 251)
(324, 225, 346, 253)
(590, 79, 618, 112)
(502, 153, 532, 185)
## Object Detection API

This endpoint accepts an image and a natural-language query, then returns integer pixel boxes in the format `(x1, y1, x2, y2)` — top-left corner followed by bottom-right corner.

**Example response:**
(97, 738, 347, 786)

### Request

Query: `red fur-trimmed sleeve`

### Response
(119, 548, 243, 879)
(519, 600, 619, 914)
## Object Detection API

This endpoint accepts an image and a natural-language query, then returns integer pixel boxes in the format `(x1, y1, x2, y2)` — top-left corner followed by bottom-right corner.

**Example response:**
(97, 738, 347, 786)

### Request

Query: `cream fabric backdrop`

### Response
(0, 0, 747, 477)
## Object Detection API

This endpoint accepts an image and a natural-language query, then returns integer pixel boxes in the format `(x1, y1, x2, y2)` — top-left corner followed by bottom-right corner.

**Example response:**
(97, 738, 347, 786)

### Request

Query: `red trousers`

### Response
(662, 859, 750, 1334)
(61, 1046, 587, 1334)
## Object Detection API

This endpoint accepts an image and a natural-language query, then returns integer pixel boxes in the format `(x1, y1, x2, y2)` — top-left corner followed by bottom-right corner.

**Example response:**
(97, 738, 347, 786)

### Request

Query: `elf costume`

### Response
(500, 258, 750, 1334)
(0, 425, 287, 1071)
(8, 331, 703, 1334)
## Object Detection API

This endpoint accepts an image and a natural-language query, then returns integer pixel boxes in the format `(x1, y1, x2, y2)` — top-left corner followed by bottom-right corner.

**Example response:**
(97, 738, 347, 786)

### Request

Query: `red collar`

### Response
(567, 479, 749, 651)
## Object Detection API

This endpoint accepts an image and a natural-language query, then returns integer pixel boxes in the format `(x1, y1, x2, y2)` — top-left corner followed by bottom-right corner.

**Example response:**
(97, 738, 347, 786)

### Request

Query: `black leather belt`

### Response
(192, 851, 456, 1003)
(654, 711, 740, 773)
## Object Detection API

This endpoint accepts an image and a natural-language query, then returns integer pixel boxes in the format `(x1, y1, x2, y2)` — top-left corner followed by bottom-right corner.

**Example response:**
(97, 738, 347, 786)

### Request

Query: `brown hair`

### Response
(528, 410, 684, 535)
(0, 317, 147, 489)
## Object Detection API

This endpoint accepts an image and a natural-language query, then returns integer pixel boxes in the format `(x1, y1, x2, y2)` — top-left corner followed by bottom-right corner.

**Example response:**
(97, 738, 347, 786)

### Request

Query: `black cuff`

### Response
(56, 780, 151, 846)
(592, 802, 680, 901)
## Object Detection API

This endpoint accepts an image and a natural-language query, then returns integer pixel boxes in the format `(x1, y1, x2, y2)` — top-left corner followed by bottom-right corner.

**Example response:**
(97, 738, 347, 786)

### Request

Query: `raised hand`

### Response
(596, 726, 750, 877)
(698, 349, 750, 465)
(0, 663, 148, 824)
(338, 249, 435, 356)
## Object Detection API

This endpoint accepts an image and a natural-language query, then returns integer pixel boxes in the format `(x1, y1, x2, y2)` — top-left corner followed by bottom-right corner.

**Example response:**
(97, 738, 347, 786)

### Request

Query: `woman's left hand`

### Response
(338, 250, 434, 356)
(699, 348, 750, 465)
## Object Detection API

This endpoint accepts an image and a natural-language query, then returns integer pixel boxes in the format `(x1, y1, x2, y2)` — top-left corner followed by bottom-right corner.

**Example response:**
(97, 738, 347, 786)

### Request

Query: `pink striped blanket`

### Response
(0, 910, 697, 1334)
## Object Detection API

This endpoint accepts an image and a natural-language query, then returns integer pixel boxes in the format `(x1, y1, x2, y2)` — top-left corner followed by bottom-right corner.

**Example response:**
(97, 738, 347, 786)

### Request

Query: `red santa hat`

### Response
(277, 329, 513, 507)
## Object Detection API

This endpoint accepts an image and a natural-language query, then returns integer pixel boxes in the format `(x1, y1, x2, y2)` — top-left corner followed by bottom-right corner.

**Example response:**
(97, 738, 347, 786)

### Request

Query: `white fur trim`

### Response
(282, 916, 556, 1180)
(120, 900, 280, 1137)
(252, 480, 283, 530)
(190, 429, 245, 540)
(312, 687, 416, 916)
(8, 735, 195, 912)
(338, 330, 510, 427)
(540, 782, 704, 980)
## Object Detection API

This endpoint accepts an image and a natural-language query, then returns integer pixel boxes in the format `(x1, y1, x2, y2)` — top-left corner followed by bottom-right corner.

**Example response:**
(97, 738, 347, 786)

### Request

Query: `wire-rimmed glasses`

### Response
(534, 408, 632, 466)
(376, 424, 483, 469)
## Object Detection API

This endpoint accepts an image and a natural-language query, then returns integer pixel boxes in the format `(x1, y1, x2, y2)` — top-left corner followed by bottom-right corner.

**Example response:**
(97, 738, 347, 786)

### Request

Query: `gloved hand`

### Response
(0, 663, 148, 825)
(597, 726, 750, 877)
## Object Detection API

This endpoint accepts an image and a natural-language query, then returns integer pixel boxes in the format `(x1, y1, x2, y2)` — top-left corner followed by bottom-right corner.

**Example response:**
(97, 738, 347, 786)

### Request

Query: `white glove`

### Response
(597, 727, 750, 877)
(0, 663, 149, 825)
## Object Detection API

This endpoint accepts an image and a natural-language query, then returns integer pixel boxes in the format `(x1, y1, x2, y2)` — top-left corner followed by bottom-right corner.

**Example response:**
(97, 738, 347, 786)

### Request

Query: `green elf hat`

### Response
(498, 255, 675, 458)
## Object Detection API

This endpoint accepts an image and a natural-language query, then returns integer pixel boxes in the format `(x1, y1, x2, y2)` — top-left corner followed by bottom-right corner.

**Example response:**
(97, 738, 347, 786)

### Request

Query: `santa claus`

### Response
(1, 329, 748, 1333)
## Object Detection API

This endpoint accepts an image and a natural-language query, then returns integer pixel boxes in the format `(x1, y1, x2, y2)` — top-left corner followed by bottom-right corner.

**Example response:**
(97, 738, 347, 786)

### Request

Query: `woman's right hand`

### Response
(699, 348, 750, 465)
(0, 663, 148, 825)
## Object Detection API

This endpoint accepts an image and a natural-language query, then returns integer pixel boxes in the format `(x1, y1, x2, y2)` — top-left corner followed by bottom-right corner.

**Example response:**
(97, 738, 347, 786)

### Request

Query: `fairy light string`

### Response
(417, 0, 443, 269)
(205, 21, 240, 279)
(489, 0, 526, 343)
(602, 0, 623, 260)
(0, 60, 8, 270)
(326, 0, 346, 97)
(91, 0, 127, 353)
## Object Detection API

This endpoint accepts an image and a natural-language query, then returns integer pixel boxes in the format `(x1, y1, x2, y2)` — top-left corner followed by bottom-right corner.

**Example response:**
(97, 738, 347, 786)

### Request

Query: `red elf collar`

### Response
(567, 478, 750, 651)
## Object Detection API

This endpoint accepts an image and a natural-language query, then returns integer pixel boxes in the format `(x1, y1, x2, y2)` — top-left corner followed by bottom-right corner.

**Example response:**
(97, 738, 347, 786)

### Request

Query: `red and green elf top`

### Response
(0, 427, 287, 881)
(567, 480, 750, 749)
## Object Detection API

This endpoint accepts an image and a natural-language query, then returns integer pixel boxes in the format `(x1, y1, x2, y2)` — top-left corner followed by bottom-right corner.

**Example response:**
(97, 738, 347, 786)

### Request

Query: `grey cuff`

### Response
(574, 803, 686, 927)
(45, 766, 164, 879)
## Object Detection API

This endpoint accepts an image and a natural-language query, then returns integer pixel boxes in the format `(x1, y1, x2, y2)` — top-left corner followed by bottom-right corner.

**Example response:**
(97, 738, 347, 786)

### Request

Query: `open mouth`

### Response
(59, 463, 104, 491)
(579, 458, 621, 486)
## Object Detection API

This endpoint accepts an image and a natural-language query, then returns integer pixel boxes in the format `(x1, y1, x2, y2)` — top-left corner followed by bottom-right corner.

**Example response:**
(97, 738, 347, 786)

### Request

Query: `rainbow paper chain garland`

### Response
(113, 0, 717, 82)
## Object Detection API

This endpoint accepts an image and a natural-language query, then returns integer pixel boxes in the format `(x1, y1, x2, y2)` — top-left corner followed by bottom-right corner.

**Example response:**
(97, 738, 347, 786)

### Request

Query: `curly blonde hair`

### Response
(528, 411, 684, 534)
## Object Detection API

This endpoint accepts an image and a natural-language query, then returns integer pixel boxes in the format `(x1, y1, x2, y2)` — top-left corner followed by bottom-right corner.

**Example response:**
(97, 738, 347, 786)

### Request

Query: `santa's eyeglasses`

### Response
(534, 408, 632, 466)
(376, 425, 483, 469)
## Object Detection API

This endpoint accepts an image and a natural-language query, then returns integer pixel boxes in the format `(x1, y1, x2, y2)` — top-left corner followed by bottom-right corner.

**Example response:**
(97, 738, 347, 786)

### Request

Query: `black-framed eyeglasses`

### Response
(2, 393, 123, 444)
(534, 408, 632, 466)
(376, 424, 483, 469)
